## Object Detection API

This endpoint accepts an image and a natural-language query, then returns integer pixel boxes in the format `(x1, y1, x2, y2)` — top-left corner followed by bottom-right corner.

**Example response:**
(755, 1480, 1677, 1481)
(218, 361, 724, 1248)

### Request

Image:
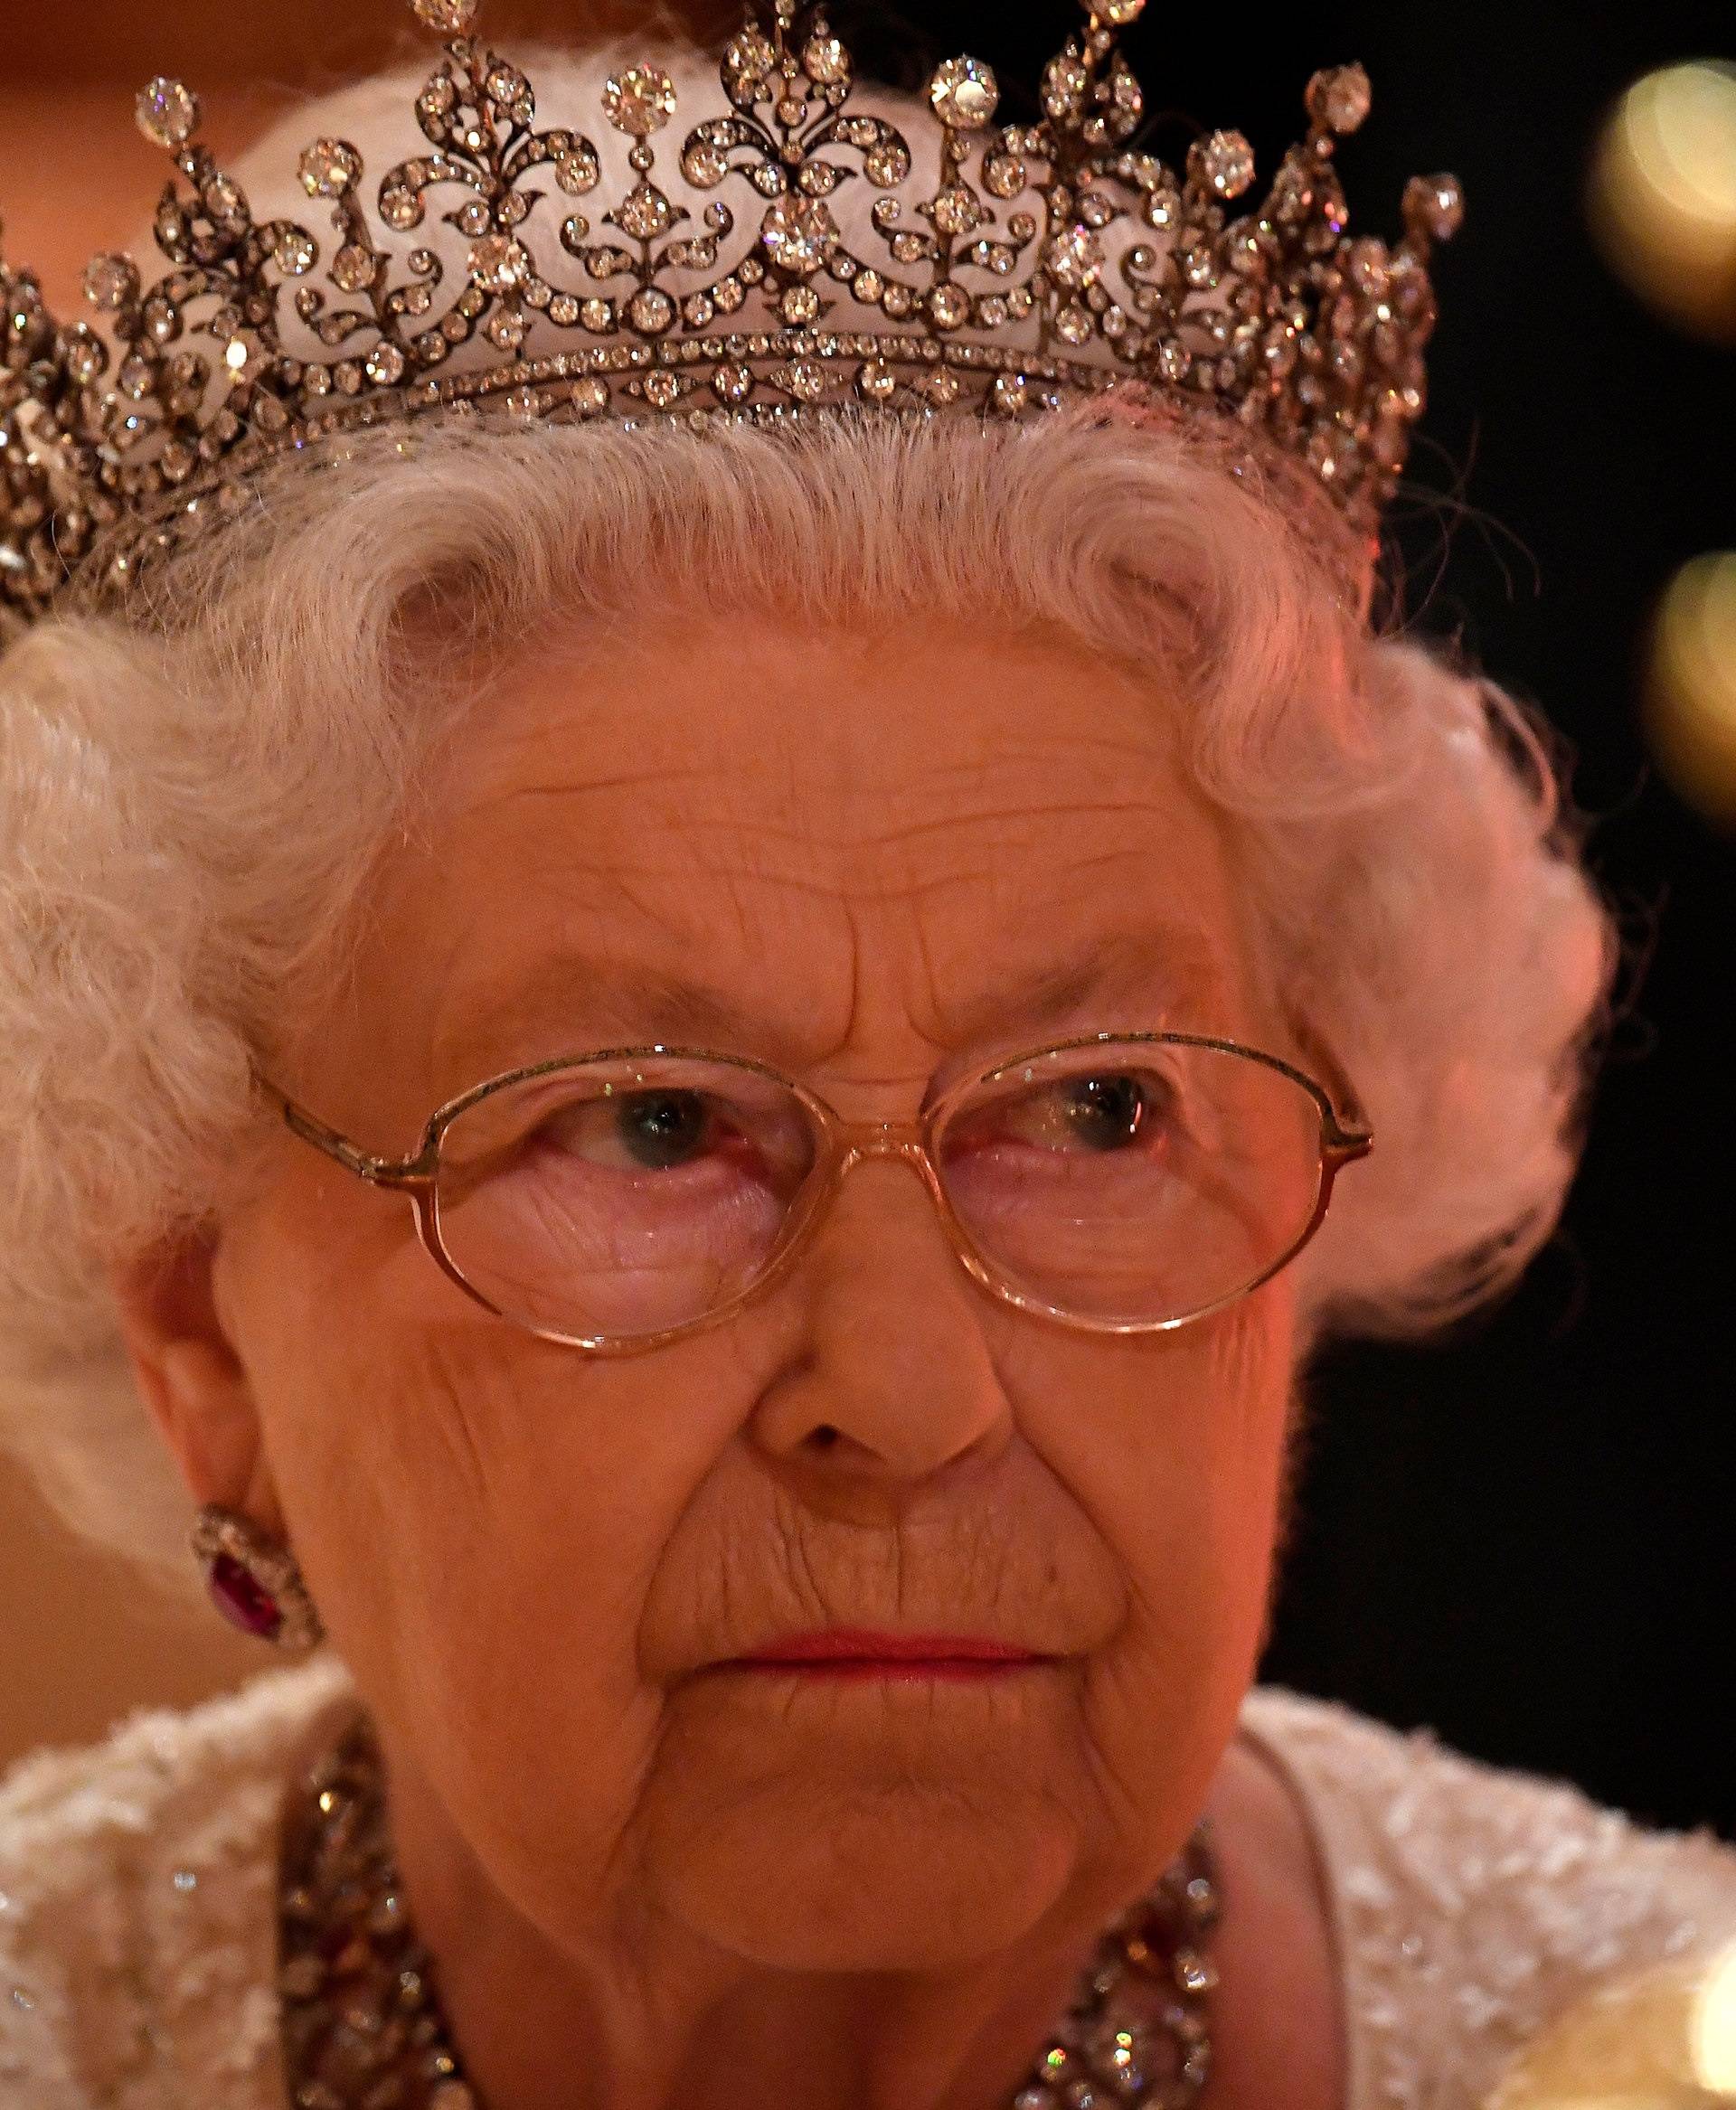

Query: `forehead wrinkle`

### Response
(431, 917, 1241, 1088)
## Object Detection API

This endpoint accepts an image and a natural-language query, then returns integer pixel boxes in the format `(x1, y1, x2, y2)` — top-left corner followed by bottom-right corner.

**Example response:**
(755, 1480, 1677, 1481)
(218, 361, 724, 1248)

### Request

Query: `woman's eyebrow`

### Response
(435, 926, 1231, 1075)
(937, 927, 1232, 1044)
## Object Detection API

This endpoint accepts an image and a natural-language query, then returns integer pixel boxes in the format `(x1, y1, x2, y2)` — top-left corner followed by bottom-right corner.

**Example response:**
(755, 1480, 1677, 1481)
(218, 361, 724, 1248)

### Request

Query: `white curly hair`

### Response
(0, 44, 1616, 1584)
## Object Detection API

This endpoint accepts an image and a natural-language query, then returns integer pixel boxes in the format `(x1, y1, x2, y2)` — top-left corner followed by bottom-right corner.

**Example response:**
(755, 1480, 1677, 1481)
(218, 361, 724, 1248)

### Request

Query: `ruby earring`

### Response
(191, 1504, 325, 1650)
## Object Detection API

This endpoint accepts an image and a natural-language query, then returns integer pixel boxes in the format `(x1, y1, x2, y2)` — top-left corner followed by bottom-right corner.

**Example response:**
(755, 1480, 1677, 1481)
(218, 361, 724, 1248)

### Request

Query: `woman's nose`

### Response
(747, 1152, 1014, 1488)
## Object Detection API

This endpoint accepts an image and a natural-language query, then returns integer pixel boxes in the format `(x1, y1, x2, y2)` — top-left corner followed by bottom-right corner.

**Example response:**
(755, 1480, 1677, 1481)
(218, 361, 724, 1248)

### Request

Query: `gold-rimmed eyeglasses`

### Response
(255, 1032, 1373, 1353)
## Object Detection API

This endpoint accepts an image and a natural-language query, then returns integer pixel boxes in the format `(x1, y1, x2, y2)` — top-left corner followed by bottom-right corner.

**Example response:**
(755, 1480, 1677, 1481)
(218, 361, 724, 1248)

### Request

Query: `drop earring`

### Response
(191, 1503, 326, 1650)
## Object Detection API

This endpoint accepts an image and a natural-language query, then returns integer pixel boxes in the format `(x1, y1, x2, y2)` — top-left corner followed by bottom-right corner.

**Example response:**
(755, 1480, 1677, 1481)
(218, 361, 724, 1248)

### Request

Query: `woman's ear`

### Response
(108, 1227, 285, 1535)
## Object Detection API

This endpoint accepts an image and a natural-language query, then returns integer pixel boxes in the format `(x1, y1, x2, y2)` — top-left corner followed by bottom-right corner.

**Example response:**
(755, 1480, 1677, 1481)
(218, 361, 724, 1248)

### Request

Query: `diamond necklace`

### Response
(278, 1717, 1220, 2109)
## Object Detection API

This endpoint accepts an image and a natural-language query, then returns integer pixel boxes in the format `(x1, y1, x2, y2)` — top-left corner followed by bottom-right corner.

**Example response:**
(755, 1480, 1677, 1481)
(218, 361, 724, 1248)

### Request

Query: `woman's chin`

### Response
(647, 1780, 1083, 1971)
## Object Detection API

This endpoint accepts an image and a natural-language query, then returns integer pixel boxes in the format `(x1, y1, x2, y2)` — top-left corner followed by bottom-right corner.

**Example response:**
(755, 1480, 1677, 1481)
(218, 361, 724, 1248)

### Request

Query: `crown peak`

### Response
(136, 76, 202, 150)
(411, 0, 480, 33)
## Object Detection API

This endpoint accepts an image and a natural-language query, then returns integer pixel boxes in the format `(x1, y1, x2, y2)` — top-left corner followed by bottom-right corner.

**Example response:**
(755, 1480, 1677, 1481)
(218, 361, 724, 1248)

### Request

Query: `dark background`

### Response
(835, 0, 1736, 1839)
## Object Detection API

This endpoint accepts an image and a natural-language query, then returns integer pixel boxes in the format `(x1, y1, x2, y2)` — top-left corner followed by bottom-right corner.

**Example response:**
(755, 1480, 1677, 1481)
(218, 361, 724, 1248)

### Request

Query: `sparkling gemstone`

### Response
(486, 63, 532, 118)
(1173, 1945, 1217, 1993)
(1346, 237, 1390, 296)
(298, 138, 362, 199)
(1156, 342, 1198, 388)
(760, 194, 837, 277)
(603, 66, 677, 137)
(803, 33, 850, 86)
(83, 254, 139, 312)
(723, 26, 777, 92)
(785, 359, 825, 401)
(931, 185, 982, 236)
(556, 147, 599, 195)
(1087, 0, 1145, 20)
(929, 282, 971, 331)
(1307, 62, 1372, 137)
(331, 245, 377, 293)
(642, 371, 684, 410)
(1403, 172, 1465, 243)
(683, 142, 728, 188)
(274, 229, 316, 276)
(570, 375, 610, 414)
(411, 0, 478, 30)
(580, 297, 614, 332)
(1307, 426, 1355, 480)
(627, 287, 675, 333)
(1045, 223, 1104, 289)
(864, 144, 910, 186)
(467, 234, 529, 291)
(136, 76, 200, 148)
(856, 357, 897, 401)
(1055, 304, 1093, 344)
(364, 341, 407, 384)
(207, 1552, 283, 1640)
(63, 330, 108, 384)
(992, 372, 1029, 414)
(929, 56, 999, 131)
(712, 361, 753, 404)
(779, 285, 820, 325)
(1042, 52, 1089, 123)
(1192, 128, 1256, 200)
(1106, 54, 1144, 134)
(616, 182, 673, 240)
(984, 154, 1027, 199)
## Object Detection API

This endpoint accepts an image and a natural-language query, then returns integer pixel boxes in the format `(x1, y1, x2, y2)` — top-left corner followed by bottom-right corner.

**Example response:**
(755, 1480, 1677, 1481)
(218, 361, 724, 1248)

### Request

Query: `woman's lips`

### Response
(722, 1630, 1054, 1680)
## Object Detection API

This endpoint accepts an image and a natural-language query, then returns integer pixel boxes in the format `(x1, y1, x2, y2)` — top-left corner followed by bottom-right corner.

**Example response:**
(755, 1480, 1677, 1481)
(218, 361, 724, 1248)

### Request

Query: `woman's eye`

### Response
(616, 1090, 713, 1170)
(1008, 1072, 1171, 1153)
(538, 1089, 721, 1173)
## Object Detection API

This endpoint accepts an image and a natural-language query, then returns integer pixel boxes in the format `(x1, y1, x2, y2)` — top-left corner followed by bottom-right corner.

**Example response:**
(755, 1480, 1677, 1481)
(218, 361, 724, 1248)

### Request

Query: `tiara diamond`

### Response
(0, 0, 1463, 638)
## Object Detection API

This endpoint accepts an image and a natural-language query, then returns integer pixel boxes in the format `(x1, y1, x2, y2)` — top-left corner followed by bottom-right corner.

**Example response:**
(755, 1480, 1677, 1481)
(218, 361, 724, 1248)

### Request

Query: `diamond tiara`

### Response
(0, 0, 1463, 637)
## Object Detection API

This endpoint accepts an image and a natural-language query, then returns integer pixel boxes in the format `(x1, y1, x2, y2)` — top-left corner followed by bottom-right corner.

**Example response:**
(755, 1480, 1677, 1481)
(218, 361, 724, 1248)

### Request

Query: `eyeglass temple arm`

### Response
(1323, 1124, 1373, 1164)
(253, 1073, 435, 1189)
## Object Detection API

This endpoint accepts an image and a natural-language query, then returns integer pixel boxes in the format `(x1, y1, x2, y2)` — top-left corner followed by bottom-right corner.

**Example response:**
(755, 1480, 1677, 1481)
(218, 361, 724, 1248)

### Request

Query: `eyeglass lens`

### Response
(429, 1043, 1325, 1342)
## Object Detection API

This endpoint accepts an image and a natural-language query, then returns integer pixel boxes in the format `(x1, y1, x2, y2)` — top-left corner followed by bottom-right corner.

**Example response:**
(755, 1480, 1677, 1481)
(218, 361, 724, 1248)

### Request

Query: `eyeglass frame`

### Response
(251, 1030, 1373, 1354)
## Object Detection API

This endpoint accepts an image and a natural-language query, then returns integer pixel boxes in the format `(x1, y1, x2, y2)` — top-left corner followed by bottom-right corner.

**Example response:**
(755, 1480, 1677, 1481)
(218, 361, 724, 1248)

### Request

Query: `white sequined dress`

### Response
(0, 1661, 1731, 2107)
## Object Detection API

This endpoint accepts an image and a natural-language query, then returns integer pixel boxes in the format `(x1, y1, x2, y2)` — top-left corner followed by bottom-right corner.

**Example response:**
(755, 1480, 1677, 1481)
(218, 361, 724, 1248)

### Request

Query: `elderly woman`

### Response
(1, 6, 1731, 2107)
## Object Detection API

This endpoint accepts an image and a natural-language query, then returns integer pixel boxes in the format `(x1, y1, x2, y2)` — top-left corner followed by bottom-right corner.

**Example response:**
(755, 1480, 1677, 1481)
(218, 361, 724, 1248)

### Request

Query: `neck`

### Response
(375, 1733, 1222, 2110)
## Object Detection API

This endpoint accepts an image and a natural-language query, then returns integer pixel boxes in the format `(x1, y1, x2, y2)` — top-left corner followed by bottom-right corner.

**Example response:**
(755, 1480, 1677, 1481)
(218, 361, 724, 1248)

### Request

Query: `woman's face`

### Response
(184, 606, 1300, 1973)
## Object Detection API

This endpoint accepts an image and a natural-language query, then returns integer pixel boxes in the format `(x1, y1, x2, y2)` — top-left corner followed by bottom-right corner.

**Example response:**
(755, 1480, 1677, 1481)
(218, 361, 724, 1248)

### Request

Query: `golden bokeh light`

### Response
(1588, 61, 1736, 341)
(1643, 551, 1736, 825)
(1694, 1942, 1736, 2094)
(1484, 1943, 1736, 2106)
